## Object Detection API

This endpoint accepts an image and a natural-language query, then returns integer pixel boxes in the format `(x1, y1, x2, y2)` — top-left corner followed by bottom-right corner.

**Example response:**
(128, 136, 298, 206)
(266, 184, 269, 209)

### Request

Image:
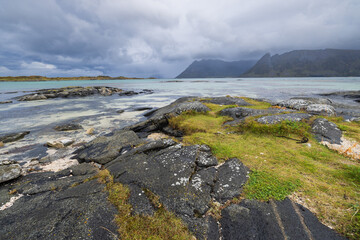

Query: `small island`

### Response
(0, 75, 155, 82)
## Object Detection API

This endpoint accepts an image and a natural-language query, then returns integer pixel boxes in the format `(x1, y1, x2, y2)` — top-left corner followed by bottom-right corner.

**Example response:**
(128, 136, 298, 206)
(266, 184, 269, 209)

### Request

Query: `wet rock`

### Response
(16, 86, 123, 101)
(311, 118, 342, 144)
(0, 162, 22, 184)
(0, 131, 30, 143)
(134, 107, 153, 111)
(306, 104, 336, 116)
(0, 100, 12, 104)
(46, 139, 74, 149)
(116, 109, 125, 114)
(220, 198, 345, 240)
(203, 97, 252, 106)
(214, 158, 249, 203)
(321, 90, 360, 103)
(256, 113, 311, 124)
(75, 130, 143, 164)
(54, 123, 83, 131)
(118, 90, 138, 96)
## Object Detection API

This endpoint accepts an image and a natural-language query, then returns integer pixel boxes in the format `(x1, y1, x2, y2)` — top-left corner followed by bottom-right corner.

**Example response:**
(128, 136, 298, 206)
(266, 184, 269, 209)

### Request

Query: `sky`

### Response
(0, 0, 359, 78)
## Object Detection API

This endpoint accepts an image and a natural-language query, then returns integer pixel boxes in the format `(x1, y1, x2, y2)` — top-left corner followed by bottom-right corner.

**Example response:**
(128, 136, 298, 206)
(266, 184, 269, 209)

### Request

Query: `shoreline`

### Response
(0, 76, 155, 82)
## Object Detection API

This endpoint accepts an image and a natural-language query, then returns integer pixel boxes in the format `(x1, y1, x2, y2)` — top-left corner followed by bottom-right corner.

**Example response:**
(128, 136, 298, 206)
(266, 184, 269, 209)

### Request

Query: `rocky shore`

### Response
(1, 94, 359, 239)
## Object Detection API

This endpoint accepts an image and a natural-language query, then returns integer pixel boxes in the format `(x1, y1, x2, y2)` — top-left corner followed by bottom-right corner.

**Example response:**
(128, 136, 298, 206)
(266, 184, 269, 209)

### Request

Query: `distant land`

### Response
(177, 49, 360, 78)
(0, 75, 153, 82)
(176, 59, 256, 78)
(242, 49, 360, 77)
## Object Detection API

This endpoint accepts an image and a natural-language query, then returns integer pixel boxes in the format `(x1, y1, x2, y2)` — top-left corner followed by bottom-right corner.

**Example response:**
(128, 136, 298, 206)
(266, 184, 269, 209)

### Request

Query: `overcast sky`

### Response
(0, 0, 359, 78)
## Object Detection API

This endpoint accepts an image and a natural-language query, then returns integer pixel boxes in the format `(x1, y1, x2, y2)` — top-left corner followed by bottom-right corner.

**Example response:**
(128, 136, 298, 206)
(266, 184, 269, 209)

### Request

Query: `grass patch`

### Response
(169, 104, 360, 239)
(240, 97, 272, 109)
(243, 170, 301, 200)
(96, 170, 194, 240)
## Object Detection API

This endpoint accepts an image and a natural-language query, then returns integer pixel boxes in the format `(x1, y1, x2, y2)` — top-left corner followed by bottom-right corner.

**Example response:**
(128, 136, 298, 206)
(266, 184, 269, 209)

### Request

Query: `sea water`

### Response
(0, 77, 359, 135)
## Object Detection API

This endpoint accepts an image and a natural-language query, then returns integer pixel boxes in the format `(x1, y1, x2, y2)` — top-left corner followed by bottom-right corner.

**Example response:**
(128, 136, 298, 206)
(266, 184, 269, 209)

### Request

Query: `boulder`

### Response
(46, 139, 74, 149)
(54, 123, 83, 131)
(306, 104, 336, 116)
(256, 113, 311, 124)
(311, 118, 342, 144)
(0, 162, 22, 184)
(0, 131, 30, 143)
(277, 99, 312, 110)
(220, 107, 291, 123)
(214, 158, 249, 203)
(75, 130, 143, 164)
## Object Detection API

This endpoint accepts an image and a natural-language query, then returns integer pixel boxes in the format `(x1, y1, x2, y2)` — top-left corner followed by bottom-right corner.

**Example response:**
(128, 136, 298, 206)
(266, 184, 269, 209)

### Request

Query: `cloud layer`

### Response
(0, 0, 359, 78)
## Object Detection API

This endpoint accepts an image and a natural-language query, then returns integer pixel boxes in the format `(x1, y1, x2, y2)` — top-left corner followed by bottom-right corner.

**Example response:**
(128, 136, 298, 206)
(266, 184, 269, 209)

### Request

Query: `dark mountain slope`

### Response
(242, 49, 360, 77)
(176, 59, 256, 78)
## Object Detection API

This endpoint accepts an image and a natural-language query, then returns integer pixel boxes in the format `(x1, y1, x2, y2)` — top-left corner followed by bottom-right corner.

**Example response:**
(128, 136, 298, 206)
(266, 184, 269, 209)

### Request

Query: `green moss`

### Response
(96, 170, 194, 240)
(240, 97, 272, 109)
(243, 170, 301, 200)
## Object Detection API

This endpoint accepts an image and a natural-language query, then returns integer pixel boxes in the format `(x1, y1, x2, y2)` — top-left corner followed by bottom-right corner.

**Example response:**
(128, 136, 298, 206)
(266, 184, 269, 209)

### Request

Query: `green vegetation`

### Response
(0, 75, 151, 82)
(243, 170, 301, 200)
(169, 100, 360, 239)
(96, 170, 194, 240)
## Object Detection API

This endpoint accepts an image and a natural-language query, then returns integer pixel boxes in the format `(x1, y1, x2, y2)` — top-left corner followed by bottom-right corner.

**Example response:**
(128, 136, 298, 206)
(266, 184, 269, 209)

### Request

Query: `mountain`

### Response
(242, 49, 360, 77)
(176, 59, 256, 78)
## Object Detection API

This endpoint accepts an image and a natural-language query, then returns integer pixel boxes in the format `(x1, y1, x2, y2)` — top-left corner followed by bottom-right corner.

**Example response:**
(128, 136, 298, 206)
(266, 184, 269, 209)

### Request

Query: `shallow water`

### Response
(0, 77, 359, 163)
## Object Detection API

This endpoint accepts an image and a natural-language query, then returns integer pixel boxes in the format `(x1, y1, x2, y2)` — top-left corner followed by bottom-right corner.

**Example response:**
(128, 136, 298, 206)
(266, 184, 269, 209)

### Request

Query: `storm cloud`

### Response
(0, 0, 359, 78)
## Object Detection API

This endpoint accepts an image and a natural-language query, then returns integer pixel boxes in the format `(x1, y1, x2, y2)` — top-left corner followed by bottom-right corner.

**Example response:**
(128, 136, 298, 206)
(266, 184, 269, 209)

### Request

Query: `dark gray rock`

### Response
(116, 109, 125, 114)
(306, 104, 336, 116)
(220, 107, 291, 123)
(134, 107, 153, 111)
(128, 184, 155, 216)
(203, 97, 251, 106)
(214, 158, 249, 203)
(0, 179, 119, 240)
(0, 131, 30, 143)
(70, 163, 98, 176)
(54, 123, 83, 131)
(0, 162, 22, 184)
(256, 113, 311, 124)
(125, 97, 210, 136)
(220, 198, 345, 240)
(311, 118, 342, 144)
(0, 100, 12, 104)
(75, 130, 142, 164)
(118, 90, 138, 96)
(106, 143, 224, 239)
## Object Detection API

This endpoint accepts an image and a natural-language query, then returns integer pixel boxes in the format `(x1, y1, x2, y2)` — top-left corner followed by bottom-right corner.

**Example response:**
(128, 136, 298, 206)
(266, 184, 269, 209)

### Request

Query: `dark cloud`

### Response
(0, 0, 359, 78)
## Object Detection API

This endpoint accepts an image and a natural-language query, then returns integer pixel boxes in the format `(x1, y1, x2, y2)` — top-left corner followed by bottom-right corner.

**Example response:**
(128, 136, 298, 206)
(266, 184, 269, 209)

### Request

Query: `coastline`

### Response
(0, 76, 155, 82)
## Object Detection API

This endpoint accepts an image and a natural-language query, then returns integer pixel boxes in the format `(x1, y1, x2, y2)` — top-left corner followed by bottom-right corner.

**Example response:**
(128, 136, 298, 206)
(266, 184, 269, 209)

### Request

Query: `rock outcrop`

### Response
(311, 118, 342, 144)
(0, 161, 22, 184)
(0, 131, 30, 143)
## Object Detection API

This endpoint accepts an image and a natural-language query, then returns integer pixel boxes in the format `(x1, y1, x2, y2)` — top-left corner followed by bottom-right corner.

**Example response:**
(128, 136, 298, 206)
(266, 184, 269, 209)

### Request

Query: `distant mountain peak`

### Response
(176, 59, 256, 78)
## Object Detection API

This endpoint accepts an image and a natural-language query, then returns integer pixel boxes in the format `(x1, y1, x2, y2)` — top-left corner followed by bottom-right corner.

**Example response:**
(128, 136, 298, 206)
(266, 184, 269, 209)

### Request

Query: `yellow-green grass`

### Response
(169, 101, 360, 239)
(97, 170, 194, 240)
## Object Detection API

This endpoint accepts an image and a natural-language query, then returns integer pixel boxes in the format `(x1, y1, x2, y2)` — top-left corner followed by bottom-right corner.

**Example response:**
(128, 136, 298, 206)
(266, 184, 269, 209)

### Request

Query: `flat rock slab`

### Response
(220, 198, 345, 240)
(311, 118, 342, 144)
(220, 107, 291, 123)
(0, 131, 30, 143)
(75, 130, 143, 164)
(202, 97, 252, 106)
(256, 113, 312, 124)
